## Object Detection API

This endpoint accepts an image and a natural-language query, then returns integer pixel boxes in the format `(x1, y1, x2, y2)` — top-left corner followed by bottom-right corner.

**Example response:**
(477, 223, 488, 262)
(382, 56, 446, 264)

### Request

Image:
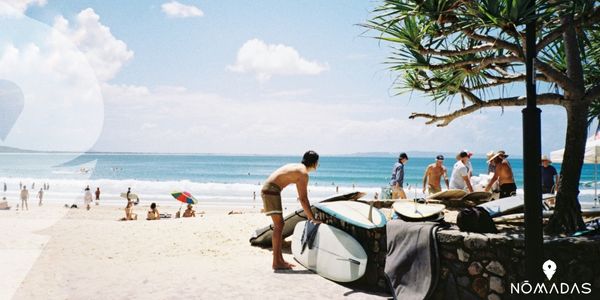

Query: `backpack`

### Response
(457, 207, 497, 233)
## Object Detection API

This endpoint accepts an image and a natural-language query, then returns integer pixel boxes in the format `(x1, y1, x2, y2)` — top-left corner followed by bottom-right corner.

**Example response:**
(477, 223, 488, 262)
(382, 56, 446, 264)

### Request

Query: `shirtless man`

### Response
(262, 150, 321, 270)
(422, 155, 450, 195)
(485, 151, 517, 198)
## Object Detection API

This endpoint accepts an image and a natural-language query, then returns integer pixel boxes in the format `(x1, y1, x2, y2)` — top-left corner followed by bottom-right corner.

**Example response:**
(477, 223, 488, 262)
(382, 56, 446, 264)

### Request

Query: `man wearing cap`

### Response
(541, 155, 559, 194)
(485, 151, 517, 198)
(450, 151, 474, 192)
(422, 155, 449, 195)
(390, 153, 408, 199)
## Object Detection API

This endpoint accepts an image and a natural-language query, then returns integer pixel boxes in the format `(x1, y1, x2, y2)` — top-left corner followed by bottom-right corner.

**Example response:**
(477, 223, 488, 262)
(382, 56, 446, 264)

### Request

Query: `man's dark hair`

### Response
(398, 152, 408, 162)
(301, 150, 319, 167)
(150, 202, 156, 209)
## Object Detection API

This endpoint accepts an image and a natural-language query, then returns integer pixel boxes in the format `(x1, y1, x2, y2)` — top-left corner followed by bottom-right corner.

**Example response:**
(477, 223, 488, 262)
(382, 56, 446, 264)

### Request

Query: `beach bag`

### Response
(457, 207, 497, 233)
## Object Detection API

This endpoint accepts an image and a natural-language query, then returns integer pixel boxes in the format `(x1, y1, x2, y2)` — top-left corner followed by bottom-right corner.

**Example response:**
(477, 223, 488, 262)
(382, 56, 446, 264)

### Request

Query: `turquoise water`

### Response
(0, 153, 595, 188)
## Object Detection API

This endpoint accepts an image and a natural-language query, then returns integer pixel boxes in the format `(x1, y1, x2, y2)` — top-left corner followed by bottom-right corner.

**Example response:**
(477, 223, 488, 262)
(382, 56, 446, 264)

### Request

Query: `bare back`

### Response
(266, 163, 309, 189)
(495, 160, 515, 185)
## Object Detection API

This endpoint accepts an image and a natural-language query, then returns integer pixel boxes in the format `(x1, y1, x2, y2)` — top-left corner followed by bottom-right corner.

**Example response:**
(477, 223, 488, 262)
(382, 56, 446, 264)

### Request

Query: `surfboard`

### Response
(319, 191, 366, 203)
(249, 192, 361, 246)
(427, 189, 467, 200)
(461, 191, 493, 202)
(120, 192, 139, 200)
(477, 195, 523, 217)
(315, 201, 386, 229)
(291, 221, 367, 282)
(392, 202, 445, 219)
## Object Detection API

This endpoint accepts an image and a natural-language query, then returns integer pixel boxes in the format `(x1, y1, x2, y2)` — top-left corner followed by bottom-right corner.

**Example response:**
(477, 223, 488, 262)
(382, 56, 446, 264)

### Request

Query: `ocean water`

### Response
(0, 153, 598, 207)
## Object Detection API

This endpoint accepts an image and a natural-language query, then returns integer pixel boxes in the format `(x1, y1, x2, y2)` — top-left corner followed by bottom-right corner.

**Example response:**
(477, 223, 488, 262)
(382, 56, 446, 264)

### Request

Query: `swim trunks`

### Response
(261, 182, 282, 216)
(428, 185, 441, 195)
(499, 183, 517, 199)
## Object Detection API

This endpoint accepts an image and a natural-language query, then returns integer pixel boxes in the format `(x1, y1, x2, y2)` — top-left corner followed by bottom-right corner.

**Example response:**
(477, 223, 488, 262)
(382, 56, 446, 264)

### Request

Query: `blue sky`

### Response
(0, 0, 575, 156)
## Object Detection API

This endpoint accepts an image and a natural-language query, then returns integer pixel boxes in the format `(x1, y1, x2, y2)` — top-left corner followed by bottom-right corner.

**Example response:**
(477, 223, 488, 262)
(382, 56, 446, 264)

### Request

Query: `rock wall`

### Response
(315, 208, 600, 299)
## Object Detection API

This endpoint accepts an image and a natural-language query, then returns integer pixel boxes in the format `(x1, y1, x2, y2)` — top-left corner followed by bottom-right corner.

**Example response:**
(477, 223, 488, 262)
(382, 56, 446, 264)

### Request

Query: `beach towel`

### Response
(384, 219, 441, 300)
(300, 221, 320, 254)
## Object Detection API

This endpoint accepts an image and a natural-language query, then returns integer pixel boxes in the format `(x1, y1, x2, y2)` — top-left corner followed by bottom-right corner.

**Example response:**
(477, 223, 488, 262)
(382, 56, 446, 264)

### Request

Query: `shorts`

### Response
(391, 185, 404, 199)
(261, 182, 282, 216)
(428, 185, 441, 195)
(499, 183, 517, 199)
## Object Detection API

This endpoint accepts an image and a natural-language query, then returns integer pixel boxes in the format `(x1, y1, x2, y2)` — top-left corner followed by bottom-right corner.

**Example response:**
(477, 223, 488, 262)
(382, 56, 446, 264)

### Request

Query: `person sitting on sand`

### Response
(422, 155, 450, 195)
(485, 151, 517, 198)
(182, 204, 196, 217)
(121, 201, 137, 221)
(262, 150, 321, 270)
(147, 202, 160, 220)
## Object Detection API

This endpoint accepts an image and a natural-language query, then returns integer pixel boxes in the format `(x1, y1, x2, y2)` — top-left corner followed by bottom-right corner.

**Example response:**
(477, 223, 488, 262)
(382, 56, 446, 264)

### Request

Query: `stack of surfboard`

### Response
(392, 201, 446, 222)
(290, 200, 386, 282)
(427, 189, 492, 208)
(249, 192, 365, 247)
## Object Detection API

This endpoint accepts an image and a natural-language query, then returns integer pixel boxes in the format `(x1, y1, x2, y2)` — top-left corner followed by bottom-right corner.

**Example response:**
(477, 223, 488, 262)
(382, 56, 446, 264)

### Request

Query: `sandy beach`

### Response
(0, 203, 388, 300)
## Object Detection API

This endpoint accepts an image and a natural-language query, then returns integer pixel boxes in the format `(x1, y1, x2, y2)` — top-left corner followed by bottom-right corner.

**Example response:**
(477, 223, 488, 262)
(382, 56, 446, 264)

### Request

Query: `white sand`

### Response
(0, 203, 388, 299)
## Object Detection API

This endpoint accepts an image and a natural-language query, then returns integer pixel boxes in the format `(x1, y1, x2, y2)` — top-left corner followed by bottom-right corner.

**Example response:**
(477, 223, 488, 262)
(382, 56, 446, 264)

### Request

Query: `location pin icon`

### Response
(0, 80, 24, 141)
(543, 259, 557, 280)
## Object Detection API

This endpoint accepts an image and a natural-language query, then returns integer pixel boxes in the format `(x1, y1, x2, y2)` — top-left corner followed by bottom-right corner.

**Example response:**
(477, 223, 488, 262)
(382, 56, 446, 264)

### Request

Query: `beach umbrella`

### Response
(171, 191, 198, 204)
(171, 191, 198, 214)
(551, 137, 600, 205)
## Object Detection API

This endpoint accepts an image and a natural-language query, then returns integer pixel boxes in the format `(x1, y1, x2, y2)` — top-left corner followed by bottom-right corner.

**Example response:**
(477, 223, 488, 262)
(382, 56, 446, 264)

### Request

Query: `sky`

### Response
(0, 0, 578, 156)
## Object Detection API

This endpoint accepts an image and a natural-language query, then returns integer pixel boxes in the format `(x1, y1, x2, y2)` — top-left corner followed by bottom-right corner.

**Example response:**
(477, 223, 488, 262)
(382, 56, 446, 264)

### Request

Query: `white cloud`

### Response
(227, 39, 329, 82)
(0, 0, 46, 17)
(53, 8, 134, 81)
(0, 13, 103, 153)
(161, 1, 204, 18)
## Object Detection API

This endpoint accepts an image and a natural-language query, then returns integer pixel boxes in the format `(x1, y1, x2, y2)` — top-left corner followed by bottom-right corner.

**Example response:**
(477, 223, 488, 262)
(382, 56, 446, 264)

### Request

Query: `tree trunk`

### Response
(545, 102, 588, 234)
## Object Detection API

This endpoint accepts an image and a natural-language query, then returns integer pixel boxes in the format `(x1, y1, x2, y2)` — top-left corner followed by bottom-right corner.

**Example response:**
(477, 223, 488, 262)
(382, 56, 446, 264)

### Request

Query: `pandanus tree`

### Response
(365, 0, 600, 233)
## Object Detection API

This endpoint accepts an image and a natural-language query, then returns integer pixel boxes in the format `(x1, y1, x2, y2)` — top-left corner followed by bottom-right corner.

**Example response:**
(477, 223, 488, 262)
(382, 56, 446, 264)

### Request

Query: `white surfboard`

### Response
(291, 221, 367, 282)
(477, 195, 523, 217)
(315, 201, 386, 229)
(393, 202, 445, 219)
(120, 192, 139, 200)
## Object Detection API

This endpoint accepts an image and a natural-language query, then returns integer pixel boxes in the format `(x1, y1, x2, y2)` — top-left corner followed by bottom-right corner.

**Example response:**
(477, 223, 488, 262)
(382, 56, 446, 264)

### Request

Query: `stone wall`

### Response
(315, 208, 600, 299)
(433, 229, 600, 300)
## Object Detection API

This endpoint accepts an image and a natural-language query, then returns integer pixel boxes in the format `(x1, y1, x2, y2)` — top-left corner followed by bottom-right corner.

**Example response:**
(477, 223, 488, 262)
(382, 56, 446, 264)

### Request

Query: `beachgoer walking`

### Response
(19, 181, 22, 190)
(3, 182, 6, 192)
(261, 150, 320, 270)
(37, 188, 44, 206)
(31, 182, 35, 190)
(541, 155, 559, 194)
(450, 151, 474, 192)
(84, 187, 93, 210)
(20, 186, 29, 210)
(485, 151, 516, 198)
(390, 153, 409, 199)
(95, 187, 101, 205)
(422, 155, 450, 195)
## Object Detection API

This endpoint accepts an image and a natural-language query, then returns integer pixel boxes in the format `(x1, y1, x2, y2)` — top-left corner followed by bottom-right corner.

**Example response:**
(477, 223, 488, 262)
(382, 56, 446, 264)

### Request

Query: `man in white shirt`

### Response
(450, 151, 474, 192)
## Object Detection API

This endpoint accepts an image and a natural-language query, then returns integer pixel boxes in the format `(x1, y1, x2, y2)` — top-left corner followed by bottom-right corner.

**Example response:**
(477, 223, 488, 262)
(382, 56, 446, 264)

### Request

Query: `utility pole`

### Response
(522, 0, 544, 292)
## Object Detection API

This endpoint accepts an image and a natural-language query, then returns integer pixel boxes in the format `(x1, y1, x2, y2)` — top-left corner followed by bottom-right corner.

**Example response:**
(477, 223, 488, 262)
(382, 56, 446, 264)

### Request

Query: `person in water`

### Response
(261, 150, 321, 270)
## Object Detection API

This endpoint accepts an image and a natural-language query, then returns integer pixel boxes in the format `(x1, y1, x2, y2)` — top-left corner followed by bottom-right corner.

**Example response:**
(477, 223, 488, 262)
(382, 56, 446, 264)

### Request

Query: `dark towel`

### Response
(300, 221, 320, 254)
(384, 219, 440, 300)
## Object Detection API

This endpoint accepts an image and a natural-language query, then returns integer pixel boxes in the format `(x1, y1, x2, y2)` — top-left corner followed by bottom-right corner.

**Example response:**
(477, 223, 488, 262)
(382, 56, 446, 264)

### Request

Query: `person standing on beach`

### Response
(3, 182, 6, 192)
(95, 187, 101, 205)
(541, 155, 559, 194)
(261, 150, 321, 270)
(20, 186, 29, 211)
(390, 153, 409, 199)
(485, 151, 517, 198)
(422, 155, 449, 195)
(84, 187, 93, 211)
(37, 188, 44, 206)
(450, 151, 474, 192)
